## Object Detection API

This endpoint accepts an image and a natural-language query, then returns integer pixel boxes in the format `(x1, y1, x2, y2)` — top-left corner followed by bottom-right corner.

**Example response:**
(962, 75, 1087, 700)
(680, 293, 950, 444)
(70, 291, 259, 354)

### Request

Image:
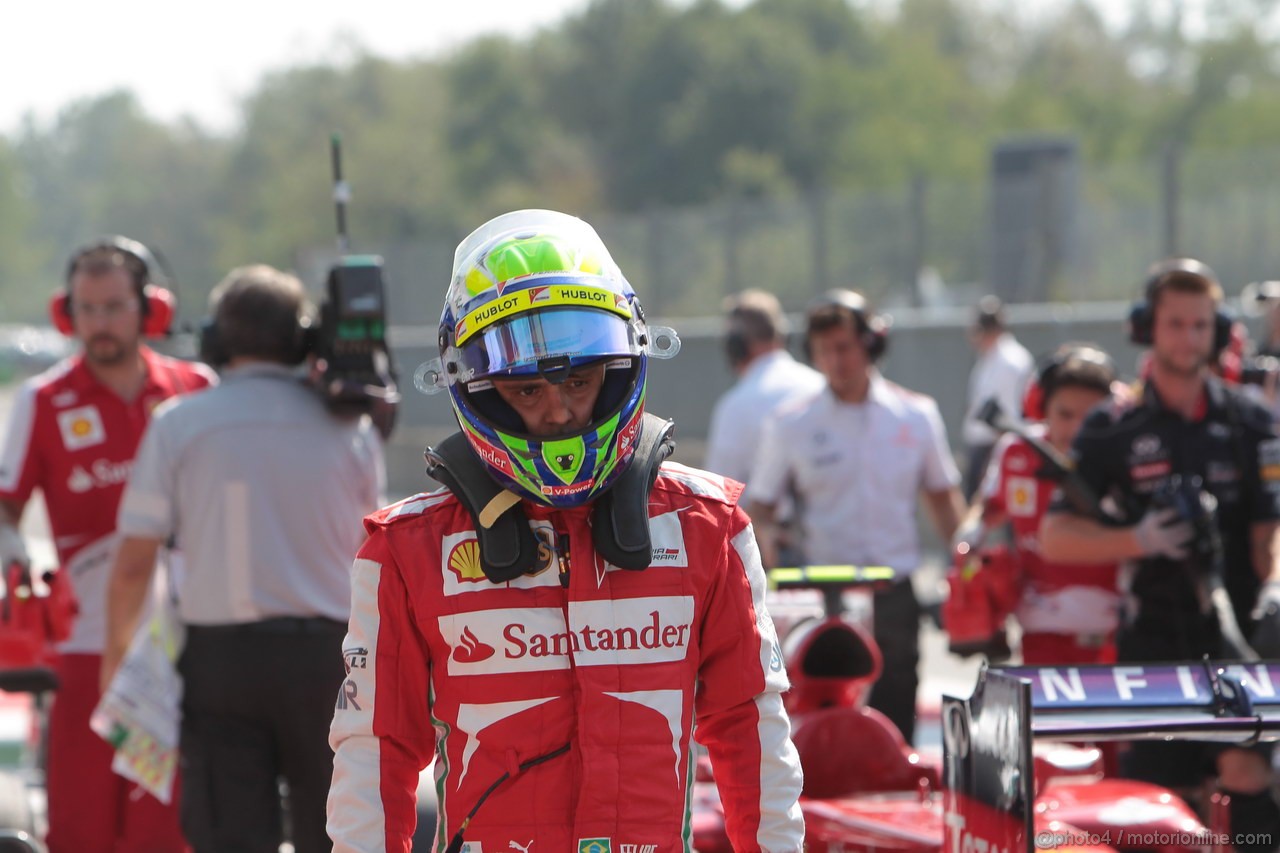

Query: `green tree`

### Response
(13, 92, 227, 323)
(0, 138, 46, 321)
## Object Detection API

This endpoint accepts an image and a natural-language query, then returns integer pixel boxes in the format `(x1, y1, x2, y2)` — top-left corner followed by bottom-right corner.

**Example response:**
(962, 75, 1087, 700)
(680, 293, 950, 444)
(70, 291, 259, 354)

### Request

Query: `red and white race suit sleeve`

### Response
(328, 529, 434, 853)
(694, 511, 804, 853)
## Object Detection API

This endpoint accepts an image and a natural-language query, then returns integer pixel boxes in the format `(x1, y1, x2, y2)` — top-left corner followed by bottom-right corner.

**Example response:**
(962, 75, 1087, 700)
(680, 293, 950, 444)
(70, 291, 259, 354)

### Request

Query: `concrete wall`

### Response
(381, 300, 1168, 500)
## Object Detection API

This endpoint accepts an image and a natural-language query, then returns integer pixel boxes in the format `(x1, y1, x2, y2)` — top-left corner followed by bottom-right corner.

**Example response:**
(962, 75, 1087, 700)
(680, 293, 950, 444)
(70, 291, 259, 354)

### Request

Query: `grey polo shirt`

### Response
(118, 362, 385, 625)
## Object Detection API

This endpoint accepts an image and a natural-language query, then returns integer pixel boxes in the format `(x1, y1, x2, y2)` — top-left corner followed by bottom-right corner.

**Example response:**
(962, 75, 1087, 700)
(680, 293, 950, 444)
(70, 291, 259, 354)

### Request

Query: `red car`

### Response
(692, 569, 1274, 853)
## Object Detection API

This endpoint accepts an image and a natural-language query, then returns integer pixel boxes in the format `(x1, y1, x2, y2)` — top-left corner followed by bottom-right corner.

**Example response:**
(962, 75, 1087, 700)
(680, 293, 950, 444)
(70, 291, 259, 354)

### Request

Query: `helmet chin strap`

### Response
(424, 413, 676, 582)
(592, 416, 675, 568)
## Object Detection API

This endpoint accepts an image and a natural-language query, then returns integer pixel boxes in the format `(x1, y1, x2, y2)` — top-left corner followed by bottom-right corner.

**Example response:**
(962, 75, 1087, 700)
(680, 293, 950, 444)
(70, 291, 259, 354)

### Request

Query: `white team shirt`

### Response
(704, 349, 825, 483)
(748, 373, 960, 573)
(963, 333, 1033, 445)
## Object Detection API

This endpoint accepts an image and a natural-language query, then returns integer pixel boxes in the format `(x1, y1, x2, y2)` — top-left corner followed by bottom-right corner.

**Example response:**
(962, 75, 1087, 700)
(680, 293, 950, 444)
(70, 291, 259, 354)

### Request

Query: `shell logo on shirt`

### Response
(1007, 476, 1037, 517)
(448, 539, 485, 583)
(441, 526, 563, 595)
(57, 405, 105, 450)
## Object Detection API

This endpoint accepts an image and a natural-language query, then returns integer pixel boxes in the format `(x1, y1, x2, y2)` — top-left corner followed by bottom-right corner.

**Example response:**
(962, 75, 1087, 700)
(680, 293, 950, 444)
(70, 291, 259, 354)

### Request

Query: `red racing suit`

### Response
(328, 462, 805, 853)
(981, 430, 1120, 664)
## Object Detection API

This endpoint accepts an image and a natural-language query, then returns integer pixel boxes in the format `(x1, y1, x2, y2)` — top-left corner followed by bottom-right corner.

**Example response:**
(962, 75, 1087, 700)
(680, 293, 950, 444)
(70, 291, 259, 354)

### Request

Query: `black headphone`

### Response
(1127, 257, 1233, 355)
(198, 293, 315, 368)
(724, 328, 751, 367)
(804, 289, 890, 362)
(197, 317, 229, 367)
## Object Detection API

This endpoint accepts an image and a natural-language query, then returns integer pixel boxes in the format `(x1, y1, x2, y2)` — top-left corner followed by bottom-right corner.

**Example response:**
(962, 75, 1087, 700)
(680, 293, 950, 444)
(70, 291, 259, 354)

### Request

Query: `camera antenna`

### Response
(331, 133, 351, 255)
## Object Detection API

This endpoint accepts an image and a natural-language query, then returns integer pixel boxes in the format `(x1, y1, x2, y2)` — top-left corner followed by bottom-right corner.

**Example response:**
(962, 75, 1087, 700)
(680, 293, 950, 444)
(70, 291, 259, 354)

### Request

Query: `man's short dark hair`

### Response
(209, 265, 313, 365)
(1146, 258, 1224, 312)
(67, 246, 149, 300)
(1043, 343, 1116, 405)
(724, 289, 788, 344)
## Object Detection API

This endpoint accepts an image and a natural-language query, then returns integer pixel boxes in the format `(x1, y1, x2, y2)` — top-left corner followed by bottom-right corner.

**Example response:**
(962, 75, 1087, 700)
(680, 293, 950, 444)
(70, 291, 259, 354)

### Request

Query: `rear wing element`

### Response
(942, 660, 1280, 853)
(993, 661, 1280, 743)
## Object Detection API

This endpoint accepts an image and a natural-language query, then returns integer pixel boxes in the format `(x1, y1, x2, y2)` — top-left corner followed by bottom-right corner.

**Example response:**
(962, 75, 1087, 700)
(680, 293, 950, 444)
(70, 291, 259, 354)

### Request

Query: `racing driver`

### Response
(326, 210, 805, 853)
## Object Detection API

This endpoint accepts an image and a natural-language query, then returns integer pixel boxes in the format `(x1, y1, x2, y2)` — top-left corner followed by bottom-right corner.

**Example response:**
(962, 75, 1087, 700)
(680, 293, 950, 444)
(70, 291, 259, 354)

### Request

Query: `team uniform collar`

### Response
(821, 369, 897, 410)
(66, 345, 169, 399)
(867, 370, 896, 407)
(1142, 373, 1225, 422)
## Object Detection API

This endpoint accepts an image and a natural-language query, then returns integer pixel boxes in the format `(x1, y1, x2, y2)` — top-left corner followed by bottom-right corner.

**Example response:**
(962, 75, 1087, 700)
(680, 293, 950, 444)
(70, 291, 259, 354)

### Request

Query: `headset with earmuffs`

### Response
(51, 236, 176, 339)
(1023, 344, 1117, 421)
(724, 325, 751, 367)
(803, 289, 890, 362)
(197, 295, 315, 369)
(1127, 257, 1233, 355)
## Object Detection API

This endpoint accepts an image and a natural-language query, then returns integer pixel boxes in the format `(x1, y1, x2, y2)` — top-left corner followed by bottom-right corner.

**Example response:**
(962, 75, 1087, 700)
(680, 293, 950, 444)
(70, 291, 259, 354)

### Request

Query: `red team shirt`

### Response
(0, 347, 215, 653)
(981, 428, 1120, 663)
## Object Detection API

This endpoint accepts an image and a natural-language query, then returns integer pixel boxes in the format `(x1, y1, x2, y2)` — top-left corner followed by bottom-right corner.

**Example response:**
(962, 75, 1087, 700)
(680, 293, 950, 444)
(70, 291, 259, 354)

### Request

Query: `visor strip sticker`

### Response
(455, 285, 633, 346)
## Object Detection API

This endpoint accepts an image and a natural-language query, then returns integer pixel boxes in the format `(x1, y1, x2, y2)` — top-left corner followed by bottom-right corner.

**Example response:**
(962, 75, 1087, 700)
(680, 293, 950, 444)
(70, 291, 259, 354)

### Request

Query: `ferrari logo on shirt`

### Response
(578, 840, 611, 853)
(1007, 476, 1037, 517)
(57, 405, 105, 450)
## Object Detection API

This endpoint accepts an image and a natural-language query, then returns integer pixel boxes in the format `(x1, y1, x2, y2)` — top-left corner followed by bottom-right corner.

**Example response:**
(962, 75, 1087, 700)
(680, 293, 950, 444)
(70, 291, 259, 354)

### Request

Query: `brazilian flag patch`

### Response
(578, 840, 611, 853)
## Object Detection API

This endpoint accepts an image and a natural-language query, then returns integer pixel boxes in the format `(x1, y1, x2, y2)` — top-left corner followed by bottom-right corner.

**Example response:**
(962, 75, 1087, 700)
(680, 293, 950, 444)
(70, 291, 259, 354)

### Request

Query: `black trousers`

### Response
(177, 618, 348, 853)
(963, 442, 995, 502)
(867, 579, 921, 745)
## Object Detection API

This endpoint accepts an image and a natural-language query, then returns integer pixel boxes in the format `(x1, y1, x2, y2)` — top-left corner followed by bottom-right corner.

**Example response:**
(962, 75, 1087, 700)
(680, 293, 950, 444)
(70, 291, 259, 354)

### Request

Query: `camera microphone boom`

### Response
(311, 134, 401, 439)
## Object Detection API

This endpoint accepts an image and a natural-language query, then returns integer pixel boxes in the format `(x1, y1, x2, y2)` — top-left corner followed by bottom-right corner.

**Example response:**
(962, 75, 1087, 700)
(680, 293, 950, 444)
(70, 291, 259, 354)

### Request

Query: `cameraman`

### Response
(103, 265, 385, 853)
(1041, 259, 1280, 849)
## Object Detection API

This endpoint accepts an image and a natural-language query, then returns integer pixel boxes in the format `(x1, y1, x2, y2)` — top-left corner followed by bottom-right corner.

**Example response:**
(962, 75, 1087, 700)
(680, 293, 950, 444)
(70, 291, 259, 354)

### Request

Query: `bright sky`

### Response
(1, 0, 1200, 137)
(1, 0, 595, 134)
